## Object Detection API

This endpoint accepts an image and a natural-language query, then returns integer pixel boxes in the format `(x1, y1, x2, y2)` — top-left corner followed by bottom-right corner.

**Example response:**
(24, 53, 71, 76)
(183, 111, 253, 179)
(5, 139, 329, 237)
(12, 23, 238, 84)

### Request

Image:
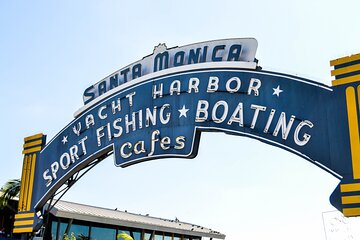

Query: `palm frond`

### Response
(0, 179, 20, 209)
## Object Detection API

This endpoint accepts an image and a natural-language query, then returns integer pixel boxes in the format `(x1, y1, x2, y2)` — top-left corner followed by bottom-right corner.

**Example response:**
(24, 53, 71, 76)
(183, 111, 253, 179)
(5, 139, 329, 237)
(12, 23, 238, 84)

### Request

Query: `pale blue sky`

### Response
(1, 1, 360, 239)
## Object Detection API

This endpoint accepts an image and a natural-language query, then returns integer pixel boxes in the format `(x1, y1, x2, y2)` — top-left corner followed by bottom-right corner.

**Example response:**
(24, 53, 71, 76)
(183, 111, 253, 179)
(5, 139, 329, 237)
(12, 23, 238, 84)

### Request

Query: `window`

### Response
(144, 231, 153, 240)
(155, 232, 163, 240)
(69, 223, 89, 239)
(58, 222, 69, 240)
(164, 234, 172, 240)
(117, 229, 131, 240)
(131, 230, 141, 240)
(91, 226, 116, 240)
(52, 221, 90, 240)
(118, 229, 130, 235)
(50, 221, 58, 240)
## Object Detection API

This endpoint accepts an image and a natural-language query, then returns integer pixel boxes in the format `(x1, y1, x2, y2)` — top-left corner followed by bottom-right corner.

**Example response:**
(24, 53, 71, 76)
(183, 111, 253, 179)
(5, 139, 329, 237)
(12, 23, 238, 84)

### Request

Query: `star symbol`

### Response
(61, 135, 68, 144)
(178, 105, 189, 118)
(272, 85, 283, 97)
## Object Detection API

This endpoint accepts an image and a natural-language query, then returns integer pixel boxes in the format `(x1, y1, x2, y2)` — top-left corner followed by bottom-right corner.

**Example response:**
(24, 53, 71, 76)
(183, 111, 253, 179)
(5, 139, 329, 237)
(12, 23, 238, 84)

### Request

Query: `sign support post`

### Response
(330, 54, 360, 217)
(14, 134, 46, 234)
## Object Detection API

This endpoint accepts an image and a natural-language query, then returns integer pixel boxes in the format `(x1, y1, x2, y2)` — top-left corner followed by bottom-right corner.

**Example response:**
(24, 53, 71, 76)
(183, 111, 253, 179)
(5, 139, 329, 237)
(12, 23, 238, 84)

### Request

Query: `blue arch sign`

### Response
(13, 38, 360, 233)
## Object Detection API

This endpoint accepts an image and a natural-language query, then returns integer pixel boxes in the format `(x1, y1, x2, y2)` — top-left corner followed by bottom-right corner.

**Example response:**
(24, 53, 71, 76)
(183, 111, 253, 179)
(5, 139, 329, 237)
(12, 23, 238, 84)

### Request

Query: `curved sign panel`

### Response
(13, 38, 360, 234)
(42, 66, 334, 187)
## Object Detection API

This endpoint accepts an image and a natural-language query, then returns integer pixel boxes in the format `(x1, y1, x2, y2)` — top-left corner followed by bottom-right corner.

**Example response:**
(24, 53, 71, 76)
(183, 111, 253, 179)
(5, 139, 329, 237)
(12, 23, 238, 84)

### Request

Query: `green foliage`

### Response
(63, 232, 76, 240)
(77, 233, 90, 240)
(117, 232, 134, 240)
(63, 232, 89, 240)
(0, 179, 20, 209)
